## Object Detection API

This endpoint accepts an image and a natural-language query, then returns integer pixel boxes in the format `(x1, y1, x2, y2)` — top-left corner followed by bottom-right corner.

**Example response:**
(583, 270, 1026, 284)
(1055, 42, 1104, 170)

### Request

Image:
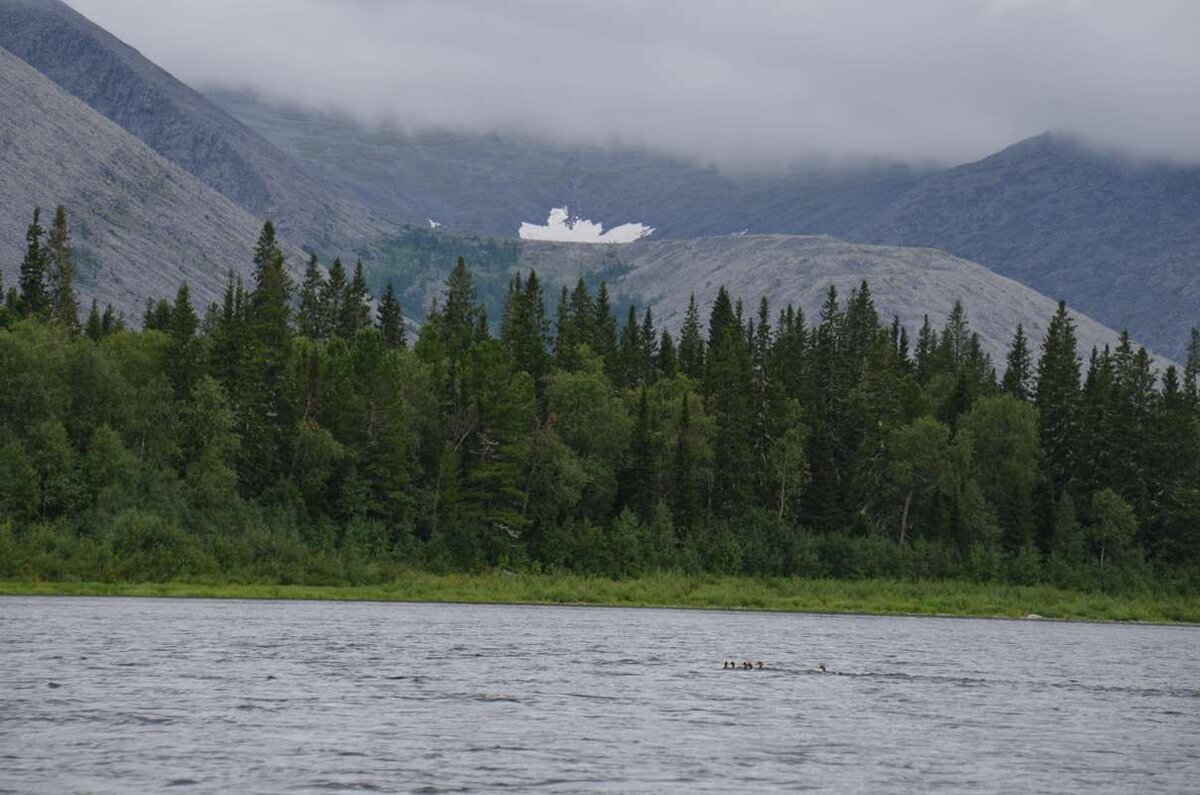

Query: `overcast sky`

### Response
(66, 0, 1200, 168)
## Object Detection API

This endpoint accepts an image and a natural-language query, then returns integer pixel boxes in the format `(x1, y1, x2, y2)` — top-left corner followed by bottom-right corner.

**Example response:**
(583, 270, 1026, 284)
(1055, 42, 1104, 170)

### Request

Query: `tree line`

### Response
(1, 207, 1198, 589)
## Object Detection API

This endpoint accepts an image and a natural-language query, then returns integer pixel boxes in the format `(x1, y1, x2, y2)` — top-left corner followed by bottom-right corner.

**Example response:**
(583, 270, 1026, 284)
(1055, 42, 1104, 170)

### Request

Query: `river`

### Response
(1, 597, 1198, 793)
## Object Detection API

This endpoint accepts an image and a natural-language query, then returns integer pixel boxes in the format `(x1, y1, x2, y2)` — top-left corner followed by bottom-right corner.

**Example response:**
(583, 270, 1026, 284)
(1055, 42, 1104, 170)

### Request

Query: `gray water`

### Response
(1, 598, 1198, 794)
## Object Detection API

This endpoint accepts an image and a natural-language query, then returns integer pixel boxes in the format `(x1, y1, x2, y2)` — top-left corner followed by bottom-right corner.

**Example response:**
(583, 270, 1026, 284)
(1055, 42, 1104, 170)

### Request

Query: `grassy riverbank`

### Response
(1, 573, 1197, 623)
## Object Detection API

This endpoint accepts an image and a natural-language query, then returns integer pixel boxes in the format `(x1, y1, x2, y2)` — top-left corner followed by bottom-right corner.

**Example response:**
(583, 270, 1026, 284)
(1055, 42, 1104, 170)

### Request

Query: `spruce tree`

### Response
(46, 206, 79, 331)
(1036, 300, 1081, 497)
(1002, 323, 1033, 401)
(252, 221, 278, 280)
(240, 238, 294, 493)
(339, 260, 372, 339)
(914, 315, 937, 385)
(705, 287, 736, 364)
(377, 280, 406, 349)
(621, 387, 659, 520)
(320, 258, 348, 339)
(567, 278, 595, 351)
(593, 281, 618, 374)
(938, 300, 970, 371)
(678, 293, 705, 380)
(100, 304, 118, 336)
(297, 253, 324, 339)
(143, 299, 172, 331)
(168, 283, 201, 400)
(553, 285, 574, 370)
(639, 307, 657, 384)
(18, 207, 48, 319)
(519, 271, 550, 383)
(1184, 327, 1200, 409)
(617, 304, 641, 388)
(84, 300, 103, 341)
(705, 286, 755, 513)
(443, 257, 480, 363)
(658, 330, 677, 378)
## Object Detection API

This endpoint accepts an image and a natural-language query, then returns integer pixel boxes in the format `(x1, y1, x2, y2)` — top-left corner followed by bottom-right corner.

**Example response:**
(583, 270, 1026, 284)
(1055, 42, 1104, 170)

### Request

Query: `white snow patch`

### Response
(428, 218, 442, 229)
(518, 206, 653, 244)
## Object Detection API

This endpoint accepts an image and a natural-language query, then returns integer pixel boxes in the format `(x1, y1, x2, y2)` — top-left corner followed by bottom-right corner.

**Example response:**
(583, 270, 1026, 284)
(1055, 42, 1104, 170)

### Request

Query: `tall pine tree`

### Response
(46, 206, 79, 331)
(18, 207, 48, 319)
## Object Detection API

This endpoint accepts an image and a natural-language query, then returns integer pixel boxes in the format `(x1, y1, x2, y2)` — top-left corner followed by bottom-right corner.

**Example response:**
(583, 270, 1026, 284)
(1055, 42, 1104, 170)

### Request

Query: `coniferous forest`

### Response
(1, 207, 1199, 593)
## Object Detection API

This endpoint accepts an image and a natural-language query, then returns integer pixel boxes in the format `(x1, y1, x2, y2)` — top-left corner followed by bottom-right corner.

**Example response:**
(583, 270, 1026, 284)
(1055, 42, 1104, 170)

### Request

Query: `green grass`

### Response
(1, 573, 1197, 623)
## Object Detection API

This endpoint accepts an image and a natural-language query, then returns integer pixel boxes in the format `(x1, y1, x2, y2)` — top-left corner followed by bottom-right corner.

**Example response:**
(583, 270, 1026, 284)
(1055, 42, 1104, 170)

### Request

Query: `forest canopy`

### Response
(1, 208, 1198, 592)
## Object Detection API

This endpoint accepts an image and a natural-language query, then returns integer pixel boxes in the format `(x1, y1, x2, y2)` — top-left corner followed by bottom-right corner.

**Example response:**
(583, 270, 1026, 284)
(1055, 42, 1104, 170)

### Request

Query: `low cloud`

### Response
(67, 0, 1200, 167)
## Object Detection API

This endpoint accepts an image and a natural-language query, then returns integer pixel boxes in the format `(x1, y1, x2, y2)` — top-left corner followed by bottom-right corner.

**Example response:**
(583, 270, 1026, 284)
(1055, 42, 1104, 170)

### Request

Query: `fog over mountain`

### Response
(64, 0, 1200, 167)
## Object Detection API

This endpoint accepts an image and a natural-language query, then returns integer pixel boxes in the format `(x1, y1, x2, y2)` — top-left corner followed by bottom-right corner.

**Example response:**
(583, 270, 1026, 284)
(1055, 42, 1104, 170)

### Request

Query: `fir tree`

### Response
(377, 280, 406, 349)
(320, 258, 348, 338)
(914, 315, 937, 385)
(553, 285, 574, 369)
(251, 221, 278, 280)
(593, 281, 618, 375)
(443, 257, 480, 364)
(1184, 327, 1200, 408)
(240, 238, 294, 493)
(84, 300, 103, 341)
(339, 260, 372, 339)
(639, 307, 657, 384)
(168, 283, 201, 400)
(706, 287, 736, 363)
(46, 206, 79, 331)
(100, 304, 119, 336)
(18, 207, 48, 319)
(143, 299, 172, 331)
(678, 292, 705, 380)
(1002, 323, 1033, 401)
(616, 304, 641, 388)
(297, 253, 324, 339)
(621, 387, 659, 520)
(563, 278, 596, 363)
(658, 330, 677, 378)
(1036, 300, 1081, 497)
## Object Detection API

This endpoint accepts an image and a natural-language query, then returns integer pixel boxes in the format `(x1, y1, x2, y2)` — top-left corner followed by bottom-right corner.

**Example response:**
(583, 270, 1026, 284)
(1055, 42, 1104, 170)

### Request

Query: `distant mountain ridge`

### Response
(0, 0, 1189, 364)
(842, 133, 1200, 359)
(0, 45, 302, 317)
(205, 88, 927, 242)
(210, 91, 1200, 358)
(0, 0, 395, 255)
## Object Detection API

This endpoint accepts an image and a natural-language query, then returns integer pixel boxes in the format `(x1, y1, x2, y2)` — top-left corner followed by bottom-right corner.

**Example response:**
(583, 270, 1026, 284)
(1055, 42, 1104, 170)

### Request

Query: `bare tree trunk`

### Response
(777, 472, 787, 523)
(899, 491, 913, 545)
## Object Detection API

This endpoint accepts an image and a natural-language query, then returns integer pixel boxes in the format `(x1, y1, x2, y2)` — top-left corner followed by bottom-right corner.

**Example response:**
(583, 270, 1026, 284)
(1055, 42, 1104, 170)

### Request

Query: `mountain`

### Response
(205, 89, 925, 241)
(841, 133, 1200, 359)
(0, 0, 394, 255)
(0, 46, 298, 317)
(210, 92, 1200, 358)
(364, 229, 1136, 367)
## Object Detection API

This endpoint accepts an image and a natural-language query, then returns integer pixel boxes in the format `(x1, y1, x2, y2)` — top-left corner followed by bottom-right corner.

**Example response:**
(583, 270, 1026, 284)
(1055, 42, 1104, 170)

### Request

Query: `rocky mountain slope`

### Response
(213, 92, 1200, 358)
(371, 230, 1139, 367)
(0, 0, 394, 255)
(0, 46, 299, 318)
(841, 133, 1200, 358)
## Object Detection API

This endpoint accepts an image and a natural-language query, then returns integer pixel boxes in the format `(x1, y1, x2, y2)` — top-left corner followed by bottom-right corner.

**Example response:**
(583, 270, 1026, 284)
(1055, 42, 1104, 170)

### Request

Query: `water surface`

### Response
(1, 597, 1198, 793)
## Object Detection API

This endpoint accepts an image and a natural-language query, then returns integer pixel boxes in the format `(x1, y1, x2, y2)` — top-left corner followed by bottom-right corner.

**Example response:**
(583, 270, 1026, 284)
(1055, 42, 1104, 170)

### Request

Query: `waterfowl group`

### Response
(723, 660, 764, 670)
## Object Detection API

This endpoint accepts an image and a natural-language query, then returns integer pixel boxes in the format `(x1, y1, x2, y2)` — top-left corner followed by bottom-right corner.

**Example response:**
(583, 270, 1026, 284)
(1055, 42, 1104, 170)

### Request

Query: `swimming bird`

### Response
(817, 664, 827, 673)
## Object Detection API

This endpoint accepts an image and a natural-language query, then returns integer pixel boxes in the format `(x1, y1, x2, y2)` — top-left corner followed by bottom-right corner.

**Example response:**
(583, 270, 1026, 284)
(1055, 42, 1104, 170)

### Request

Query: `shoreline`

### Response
(1, 575, 1197, 625)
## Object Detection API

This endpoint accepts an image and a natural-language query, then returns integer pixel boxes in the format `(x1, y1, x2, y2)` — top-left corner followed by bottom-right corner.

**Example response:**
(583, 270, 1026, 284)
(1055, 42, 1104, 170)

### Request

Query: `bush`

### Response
(106, 509, 214, 581)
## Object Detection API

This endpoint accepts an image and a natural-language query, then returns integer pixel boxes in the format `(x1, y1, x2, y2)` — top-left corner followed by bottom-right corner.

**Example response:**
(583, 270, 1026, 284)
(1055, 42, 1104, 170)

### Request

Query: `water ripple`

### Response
(1, 597, 1198, 793)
